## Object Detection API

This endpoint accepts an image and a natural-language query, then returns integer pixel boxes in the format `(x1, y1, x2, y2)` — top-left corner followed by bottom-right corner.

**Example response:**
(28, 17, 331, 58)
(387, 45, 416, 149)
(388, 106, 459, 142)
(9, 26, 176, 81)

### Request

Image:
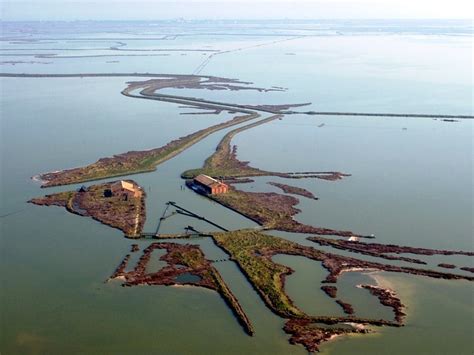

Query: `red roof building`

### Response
(193, 175, 229, 195)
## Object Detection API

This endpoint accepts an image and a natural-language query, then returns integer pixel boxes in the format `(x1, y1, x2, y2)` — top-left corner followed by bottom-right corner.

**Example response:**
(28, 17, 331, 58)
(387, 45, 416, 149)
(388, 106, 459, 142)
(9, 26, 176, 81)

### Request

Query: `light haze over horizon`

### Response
(2, 0, 473, 21)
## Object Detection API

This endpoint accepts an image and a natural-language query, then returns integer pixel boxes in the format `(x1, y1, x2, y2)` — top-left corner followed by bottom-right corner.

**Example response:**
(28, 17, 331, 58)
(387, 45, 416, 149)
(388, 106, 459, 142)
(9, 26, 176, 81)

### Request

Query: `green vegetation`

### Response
(168, 245, 209, 270)
(211, 230, 408, 323)
(213, 230, 305, 318)
(211, 229, 472, 328)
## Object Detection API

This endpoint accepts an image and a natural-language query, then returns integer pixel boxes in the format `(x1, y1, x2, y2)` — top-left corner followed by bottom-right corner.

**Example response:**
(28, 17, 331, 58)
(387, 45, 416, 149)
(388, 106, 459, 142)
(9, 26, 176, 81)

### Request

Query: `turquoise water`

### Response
(1, 20, 473, 354)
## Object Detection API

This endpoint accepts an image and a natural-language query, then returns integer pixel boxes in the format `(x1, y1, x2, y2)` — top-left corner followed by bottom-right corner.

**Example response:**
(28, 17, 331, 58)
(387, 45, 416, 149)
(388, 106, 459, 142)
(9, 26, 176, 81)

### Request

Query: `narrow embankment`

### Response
(2, 73, 471, 119)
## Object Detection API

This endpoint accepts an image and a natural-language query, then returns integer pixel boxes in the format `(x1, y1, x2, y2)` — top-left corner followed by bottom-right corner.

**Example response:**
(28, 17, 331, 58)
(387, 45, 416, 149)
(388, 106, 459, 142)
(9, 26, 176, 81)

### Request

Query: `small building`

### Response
(111, 180, 142, 199)
(193, 174, 229, 195)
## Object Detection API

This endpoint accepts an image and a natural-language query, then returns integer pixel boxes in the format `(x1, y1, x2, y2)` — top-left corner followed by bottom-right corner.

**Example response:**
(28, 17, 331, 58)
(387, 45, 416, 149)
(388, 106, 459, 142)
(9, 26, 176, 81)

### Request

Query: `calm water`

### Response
(1, 20, 472, 354)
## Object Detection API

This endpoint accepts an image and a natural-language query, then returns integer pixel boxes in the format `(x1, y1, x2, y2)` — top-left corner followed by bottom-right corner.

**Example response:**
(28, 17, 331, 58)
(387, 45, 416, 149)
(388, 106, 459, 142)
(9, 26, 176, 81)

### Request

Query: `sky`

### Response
(2, 0, 473, 21)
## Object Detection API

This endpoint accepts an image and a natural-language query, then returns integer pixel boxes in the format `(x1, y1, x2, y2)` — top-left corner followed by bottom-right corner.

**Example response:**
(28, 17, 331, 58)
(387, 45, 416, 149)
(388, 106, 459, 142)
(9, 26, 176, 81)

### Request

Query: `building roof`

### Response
(113, 180, 137, 192)
(194, 174, 225, 188)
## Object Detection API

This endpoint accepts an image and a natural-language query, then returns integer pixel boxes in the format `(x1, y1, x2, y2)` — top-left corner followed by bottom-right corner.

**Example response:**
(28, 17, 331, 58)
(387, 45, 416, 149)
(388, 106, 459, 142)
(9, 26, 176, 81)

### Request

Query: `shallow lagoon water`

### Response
(1, 20, 473, 354)
(234, 115, 473, 250)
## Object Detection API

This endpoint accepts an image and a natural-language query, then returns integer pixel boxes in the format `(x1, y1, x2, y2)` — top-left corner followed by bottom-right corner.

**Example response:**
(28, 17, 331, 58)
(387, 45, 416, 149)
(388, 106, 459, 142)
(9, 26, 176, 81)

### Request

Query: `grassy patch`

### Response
(213, 230, 305, 318)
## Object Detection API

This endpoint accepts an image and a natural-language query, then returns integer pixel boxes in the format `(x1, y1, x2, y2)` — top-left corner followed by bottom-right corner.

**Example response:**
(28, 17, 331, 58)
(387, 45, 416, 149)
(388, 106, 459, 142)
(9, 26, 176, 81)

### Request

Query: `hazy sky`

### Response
(2, 0, 473, 21)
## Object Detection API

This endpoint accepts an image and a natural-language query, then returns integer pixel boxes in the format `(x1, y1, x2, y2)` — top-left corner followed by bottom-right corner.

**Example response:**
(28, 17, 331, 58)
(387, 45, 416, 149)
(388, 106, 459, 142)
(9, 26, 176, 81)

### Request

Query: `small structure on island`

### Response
(192, 174, 229, 195)
(110, 180, 142, 199)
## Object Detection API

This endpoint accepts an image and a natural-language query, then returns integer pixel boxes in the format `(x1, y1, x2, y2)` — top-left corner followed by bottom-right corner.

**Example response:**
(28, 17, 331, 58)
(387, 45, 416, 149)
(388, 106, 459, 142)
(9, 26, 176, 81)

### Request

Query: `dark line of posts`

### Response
(168, 201, 229, 232)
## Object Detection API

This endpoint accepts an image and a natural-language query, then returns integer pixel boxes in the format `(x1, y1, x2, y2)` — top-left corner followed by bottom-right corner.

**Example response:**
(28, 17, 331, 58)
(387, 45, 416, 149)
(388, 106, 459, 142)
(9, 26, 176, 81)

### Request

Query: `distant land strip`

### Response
(0, 34, 304, 41)
(0, 48, 219, 52)
(0, 73, 180, 78)
(301, 111, 474, 119)
(1, 73, 472, 119)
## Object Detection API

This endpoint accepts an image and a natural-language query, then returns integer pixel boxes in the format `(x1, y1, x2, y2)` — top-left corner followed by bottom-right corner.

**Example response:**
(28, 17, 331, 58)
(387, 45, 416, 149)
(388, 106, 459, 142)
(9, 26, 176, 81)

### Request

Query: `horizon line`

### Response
(1, 18, 472, 22)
